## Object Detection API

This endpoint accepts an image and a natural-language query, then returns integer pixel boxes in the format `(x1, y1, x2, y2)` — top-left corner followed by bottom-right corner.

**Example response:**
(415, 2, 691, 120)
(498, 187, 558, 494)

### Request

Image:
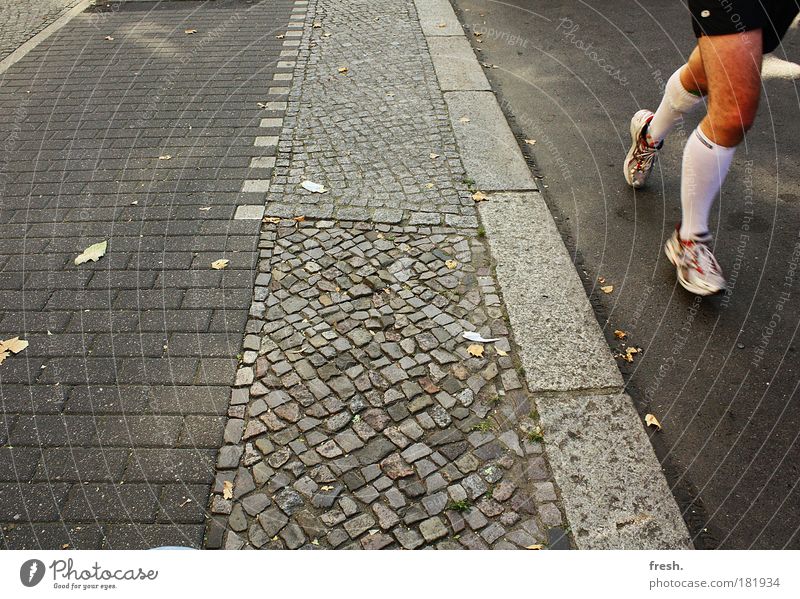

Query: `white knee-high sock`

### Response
(647, 68, 704, 145)
(680, 127, 736, 240)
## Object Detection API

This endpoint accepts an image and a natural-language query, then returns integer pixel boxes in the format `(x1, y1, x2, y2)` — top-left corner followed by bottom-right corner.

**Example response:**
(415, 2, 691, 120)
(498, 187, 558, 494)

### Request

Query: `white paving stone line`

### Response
(237, 9, 306, 216)
(413, 0, 692, 549)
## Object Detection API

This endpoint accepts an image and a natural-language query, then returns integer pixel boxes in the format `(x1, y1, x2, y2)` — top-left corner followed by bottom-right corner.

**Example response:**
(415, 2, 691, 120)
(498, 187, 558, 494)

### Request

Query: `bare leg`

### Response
(696, 30, 763, 147)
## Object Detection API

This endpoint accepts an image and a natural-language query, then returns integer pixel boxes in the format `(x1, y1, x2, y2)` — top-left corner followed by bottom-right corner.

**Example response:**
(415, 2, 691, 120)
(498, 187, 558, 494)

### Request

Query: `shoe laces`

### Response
(633, 136, 659, 173)
(682, 238, 721, 277)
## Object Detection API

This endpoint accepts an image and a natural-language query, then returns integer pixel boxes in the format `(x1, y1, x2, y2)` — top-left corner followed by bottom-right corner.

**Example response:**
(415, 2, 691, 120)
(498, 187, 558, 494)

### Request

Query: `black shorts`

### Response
(689, 0, 799, 53)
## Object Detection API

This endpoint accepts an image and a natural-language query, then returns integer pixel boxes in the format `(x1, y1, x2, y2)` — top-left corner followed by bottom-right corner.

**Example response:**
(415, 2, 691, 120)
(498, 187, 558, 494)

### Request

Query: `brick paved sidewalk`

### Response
(0, 0, 85, 62)
(0, 0, 296, 549)
(205, 0, 570, 550)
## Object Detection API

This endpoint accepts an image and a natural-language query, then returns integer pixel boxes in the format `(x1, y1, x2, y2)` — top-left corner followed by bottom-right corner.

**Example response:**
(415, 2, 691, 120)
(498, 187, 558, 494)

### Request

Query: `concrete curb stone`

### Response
(413, 0, 692, 549)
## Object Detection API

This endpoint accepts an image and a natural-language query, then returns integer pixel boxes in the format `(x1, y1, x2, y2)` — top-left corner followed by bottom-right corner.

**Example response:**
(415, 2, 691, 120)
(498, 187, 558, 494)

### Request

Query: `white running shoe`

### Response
(664, 226, 726, 296)
(624, 109, 661, 188)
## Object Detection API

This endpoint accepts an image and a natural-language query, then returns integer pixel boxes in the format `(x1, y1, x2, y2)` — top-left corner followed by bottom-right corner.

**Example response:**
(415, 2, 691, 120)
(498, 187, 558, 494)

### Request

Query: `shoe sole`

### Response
(624, 110, 652, 189)
(664, 236, 725, 296)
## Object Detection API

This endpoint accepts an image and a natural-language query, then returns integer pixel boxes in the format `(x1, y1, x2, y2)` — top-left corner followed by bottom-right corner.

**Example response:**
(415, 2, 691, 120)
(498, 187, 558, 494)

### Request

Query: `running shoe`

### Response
(624, 109, 661, 188)
(664, 226, 726, 296)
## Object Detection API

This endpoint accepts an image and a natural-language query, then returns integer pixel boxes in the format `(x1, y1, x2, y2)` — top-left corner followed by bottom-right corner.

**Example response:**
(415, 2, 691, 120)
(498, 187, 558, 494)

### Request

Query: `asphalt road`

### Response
(449, 0, 800, 549)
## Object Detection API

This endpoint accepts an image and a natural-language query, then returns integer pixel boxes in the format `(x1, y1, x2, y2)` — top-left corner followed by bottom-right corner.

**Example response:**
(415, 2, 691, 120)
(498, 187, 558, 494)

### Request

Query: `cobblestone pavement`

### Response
(206, 0, 570, 550)
(0, 0, 294, 549)
(266, 0, 476, 225)
(0, 0, 84, 62)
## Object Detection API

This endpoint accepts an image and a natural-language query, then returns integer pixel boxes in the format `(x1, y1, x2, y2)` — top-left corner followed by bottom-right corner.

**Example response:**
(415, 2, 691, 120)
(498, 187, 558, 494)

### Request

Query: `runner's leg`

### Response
(680, 29, 762, 240)
(647, 47, 706, 145)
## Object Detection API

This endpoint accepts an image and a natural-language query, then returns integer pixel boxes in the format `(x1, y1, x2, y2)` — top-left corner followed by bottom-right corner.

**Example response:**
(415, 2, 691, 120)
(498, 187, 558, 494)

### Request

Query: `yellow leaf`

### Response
(293, 216, 306, 222)
(425, 183, 435, 189)
(0, 351, 9, 365)
(526, 544, 545, 550)
(75, 240, 108, 265)
(158, 154, 172, 160)
(614, 330, 627, 340)
(645, 413, 662, 431)
(185, 29, 197, 34)
(445, 260, 458, 269)
(467, 344, 484, 358)
(263, 216, 281, 224)
(497, 349, 508, 357)
(620, 346, 641, 363)
(222, 480, 233, 500)
(601, 285, 614, 294)
(0, 337, 28, 355)
(311, 539, 320, 545)
(211, 259, 230, 270)
(338, 66, 348, 74)
(472, 191, 488, 202)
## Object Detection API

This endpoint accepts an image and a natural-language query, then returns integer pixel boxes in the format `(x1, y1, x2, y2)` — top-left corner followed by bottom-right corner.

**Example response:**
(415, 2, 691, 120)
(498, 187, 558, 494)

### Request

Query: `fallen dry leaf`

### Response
(338, 66, 348, 74)
(312, 22, 322, 28)
(458, 116, 471, 124)
(601, 285, 614, 294)
(199, 207, 212, 211)
(104, 36, 114, 41)
(222, 480, 233, 500)
(445, 260, 458, 269)
(185, 29, 197, 35)
(75, 240, 108, 265)
(211, 259, 230, 270)
(429, 153, 440, 159)
(526, 544, 545, 550)
(467, 344, 485, 358)
(158, 154, 171, 160)
(614, 330, 627, 340)
(436, 23, 447, 28)
(598, 277, 606, 284)
(620, 346, 641, 363)
(263, 216, 281, 224)
(472, 191, 488, 202)
(524, 139, 536, 145)
(0, 337, 29, 355)
(497, 349, 508, 357)
(0, 351, 9, 365)
(645, 413, 662, 431)
(293, 216, 306, 223)
(276, 34, 285, 39)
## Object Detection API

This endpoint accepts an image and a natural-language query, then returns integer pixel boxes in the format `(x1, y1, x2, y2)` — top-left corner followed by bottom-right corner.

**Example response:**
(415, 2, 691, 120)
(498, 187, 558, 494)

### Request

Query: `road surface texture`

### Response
(450, 0, 800, 548)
